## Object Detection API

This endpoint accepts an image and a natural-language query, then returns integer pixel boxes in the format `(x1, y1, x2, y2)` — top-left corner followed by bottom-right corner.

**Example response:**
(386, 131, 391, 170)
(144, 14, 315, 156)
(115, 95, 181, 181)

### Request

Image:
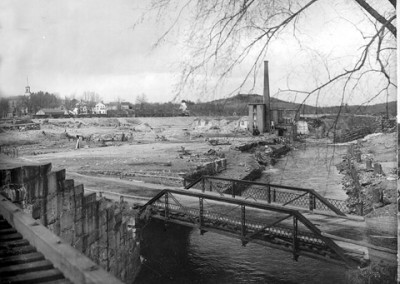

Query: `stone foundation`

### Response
(0, 163, 141, 283)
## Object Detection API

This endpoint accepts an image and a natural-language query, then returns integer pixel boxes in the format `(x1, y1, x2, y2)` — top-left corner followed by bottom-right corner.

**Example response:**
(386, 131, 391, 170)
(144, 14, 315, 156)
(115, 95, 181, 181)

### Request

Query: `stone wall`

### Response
(183, 158, 227, 186)
(0, 163, 141, 283)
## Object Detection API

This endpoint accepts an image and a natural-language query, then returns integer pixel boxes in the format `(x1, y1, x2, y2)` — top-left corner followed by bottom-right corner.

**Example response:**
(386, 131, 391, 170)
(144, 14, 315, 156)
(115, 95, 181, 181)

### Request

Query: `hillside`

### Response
(188, 94, 396, 117)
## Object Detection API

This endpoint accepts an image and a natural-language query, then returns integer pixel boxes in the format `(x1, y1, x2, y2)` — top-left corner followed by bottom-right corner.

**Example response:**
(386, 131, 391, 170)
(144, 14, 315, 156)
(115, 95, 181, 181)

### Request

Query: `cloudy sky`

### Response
(0, 0, 396, 106)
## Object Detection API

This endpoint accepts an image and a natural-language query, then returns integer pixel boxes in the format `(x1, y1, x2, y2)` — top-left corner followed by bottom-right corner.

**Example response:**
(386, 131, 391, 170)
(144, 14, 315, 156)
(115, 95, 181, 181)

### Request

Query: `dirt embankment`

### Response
(336, 133, 397, 215)
(335, 132, 397, 249)
(1, 117, 288, 189)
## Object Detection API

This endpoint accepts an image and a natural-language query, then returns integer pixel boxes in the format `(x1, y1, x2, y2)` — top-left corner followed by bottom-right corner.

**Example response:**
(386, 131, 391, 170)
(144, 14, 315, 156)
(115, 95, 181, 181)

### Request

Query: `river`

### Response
(133, 143, 391, 283)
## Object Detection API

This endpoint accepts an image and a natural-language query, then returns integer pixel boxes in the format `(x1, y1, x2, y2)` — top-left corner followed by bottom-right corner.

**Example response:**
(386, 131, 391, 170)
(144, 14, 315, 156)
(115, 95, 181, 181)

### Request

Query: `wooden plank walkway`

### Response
(0, 215, 71, 284)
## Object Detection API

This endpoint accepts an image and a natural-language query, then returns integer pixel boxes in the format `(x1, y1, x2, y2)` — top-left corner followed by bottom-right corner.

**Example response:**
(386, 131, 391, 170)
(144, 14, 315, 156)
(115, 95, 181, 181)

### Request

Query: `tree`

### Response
(135, 93, 148, 110)
(29, 91, 61, 113)
(142, 1, 396, 108)
(0, 98, 9, 118)
(81, 91, 101, 112)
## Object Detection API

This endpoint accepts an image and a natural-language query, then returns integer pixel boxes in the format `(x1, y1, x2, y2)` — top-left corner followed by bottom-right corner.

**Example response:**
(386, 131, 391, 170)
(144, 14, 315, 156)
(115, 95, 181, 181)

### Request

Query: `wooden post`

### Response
(374, 163, 383, 175)
(355, 152, 361, 163)
(273, 188, 276, 202)
(366, 159, 372, 170)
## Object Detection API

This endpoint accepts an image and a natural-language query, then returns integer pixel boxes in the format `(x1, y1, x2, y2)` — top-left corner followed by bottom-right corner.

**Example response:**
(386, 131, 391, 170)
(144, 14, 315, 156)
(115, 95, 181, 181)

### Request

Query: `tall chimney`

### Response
(263, 61, 271, 132)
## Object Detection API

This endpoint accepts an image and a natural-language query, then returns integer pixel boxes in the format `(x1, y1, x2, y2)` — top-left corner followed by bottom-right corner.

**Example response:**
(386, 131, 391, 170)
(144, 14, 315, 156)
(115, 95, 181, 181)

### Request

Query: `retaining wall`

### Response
(183, 158, 227, 186)
(0, 163, 141, 283)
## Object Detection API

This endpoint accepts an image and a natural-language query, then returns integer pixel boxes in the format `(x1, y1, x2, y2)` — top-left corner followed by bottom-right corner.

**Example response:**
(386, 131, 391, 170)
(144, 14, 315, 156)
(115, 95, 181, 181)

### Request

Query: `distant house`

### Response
(121, 102, 132, 110)
(106, 102, 119, 111)
(6, 85, 30, 117)
(75, 102, 88, 115)
(35, 108, 67, 118)
(93, 102, 107, 115)
(236, 116, 248, 130)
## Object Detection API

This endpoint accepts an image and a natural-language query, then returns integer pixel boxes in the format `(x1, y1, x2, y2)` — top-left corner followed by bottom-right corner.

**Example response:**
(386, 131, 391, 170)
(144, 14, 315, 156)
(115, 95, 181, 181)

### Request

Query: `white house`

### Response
(93, 102, 107, 115)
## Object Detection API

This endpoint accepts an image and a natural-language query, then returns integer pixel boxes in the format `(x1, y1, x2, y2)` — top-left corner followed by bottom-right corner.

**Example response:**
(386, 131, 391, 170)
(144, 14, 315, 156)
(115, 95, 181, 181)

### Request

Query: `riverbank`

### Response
(335, 132, 397, 251)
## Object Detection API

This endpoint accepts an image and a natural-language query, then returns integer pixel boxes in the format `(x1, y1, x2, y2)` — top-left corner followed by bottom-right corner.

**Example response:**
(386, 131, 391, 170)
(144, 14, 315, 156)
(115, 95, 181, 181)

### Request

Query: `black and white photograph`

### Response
(0, 1, 397, 283)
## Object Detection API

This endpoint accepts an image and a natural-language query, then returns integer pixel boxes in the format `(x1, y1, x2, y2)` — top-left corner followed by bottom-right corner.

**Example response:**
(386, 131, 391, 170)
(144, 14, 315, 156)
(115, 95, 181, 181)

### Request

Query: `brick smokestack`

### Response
(263, 61, 271, 132)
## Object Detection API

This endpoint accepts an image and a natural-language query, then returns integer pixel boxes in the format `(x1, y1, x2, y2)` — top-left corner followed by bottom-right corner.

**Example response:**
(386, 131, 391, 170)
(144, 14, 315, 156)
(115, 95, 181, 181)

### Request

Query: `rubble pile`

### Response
(336, 139, 396, 216)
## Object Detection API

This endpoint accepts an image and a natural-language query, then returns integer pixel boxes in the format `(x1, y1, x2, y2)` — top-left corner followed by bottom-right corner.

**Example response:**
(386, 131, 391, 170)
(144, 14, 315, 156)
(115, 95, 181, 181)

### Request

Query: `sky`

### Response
(0, 0, 397, 107)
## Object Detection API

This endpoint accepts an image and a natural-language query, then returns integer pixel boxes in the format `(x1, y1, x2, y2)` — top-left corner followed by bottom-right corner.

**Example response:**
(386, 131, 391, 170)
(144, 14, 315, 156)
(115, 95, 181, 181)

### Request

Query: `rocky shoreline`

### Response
(335, 134, 397, 250)
(336, 138, 397, 217)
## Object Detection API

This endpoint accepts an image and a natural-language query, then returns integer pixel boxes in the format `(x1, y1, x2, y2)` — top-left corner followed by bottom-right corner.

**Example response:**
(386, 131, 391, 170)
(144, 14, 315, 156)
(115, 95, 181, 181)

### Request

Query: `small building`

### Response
(93, 102, 107, 115)
(75, 102, 88, 115)
(35, 108, 66, 118)
(6, 85, 30, 117)
(296, 120, 309, 135)
(236, 117, 248, 130)
(121, 102, 132, 110)
(248, 103, 267, 133)
(106, 102, 119, 111)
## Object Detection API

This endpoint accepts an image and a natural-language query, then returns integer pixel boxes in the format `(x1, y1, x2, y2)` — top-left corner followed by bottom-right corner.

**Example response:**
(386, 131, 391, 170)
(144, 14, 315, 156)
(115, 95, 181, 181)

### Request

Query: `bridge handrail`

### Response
(184, 176, 203, 190)
(140, 189, 358, 268)
(139, 190, 167, 215)
(185, 176, 346, 216)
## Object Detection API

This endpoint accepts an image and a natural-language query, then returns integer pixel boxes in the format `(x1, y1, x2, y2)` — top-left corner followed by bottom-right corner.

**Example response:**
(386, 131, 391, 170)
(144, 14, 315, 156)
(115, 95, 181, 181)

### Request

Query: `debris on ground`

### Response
(207, 138, 231, 146)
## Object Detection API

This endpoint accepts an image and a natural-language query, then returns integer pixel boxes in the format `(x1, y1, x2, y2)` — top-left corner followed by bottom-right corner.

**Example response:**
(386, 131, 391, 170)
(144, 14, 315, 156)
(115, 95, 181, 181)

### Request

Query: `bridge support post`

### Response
(164, 192, 169, 220)
(272, 188, 276, 202)
(267, 185, 271, 203)
(309, 194, 316, 212)
(201, 178, 205, 192)
(231, 182, 235, 198)
(292, 216, 299, 261)
(199, 197, 205, 234)
(241, 205, 246, 246)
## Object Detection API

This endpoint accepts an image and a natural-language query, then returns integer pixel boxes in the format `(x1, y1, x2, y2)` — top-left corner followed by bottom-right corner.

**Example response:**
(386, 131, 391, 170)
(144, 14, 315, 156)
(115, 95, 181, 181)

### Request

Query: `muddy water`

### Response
(135, 143, 356, 283)
(260, 143, 348, 200)
(135, 220, 348, 284)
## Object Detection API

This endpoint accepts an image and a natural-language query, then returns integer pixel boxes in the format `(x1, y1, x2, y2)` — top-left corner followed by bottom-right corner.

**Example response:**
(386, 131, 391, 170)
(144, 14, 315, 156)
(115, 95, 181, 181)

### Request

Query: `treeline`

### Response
(131, 94, 396, 117)
(29, 91, 62, 113)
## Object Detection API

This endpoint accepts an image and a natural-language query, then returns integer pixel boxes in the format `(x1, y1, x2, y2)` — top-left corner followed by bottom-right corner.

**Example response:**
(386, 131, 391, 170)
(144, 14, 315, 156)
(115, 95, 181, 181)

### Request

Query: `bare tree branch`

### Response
(354, 0, 396, 36)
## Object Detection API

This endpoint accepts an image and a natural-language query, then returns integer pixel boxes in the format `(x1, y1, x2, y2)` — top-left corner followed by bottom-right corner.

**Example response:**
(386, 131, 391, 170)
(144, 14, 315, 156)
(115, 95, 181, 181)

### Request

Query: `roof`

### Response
(36, 109, 65, 114)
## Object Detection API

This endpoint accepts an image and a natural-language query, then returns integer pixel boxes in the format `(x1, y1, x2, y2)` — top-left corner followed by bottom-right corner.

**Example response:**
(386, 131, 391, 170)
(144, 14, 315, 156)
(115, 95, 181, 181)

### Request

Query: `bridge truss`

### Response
(140, 189, 366, 269)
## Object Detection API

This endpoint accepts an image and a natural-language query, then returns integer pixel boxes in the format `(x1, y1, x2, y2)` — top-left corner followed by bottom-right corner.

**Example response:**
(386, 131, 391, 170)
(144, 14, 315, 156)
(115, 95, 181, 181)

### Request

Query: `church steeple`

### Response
(25, 77, 30, 95)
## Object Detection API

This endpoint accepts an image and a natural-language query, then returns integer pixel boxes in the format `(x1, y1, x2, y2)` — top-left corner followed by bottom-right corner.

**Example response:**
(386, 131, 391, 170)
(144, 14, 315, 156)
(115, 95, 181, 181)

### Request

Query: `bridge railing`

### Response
(185, 176, 347, 216)
(139, 189, 361, 268)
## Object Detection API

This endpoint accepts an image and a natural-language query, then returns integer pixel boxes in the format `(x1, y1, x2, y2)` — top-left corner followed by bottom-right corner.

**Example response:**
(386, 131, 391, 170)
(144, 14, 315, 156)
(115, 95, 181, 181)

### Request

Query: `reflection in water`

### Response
(261, 144, 348, 200)
(135, 220, 348, 284)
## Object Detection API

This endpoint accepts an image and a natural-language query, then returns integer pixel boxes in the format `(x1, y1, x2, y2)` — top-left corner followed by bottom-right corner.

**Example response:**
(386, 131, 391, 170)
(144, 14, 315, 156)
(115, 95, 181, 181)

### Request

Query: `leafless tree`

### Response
(140, 0, 396, 107)
(135, 93, 148, 109)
